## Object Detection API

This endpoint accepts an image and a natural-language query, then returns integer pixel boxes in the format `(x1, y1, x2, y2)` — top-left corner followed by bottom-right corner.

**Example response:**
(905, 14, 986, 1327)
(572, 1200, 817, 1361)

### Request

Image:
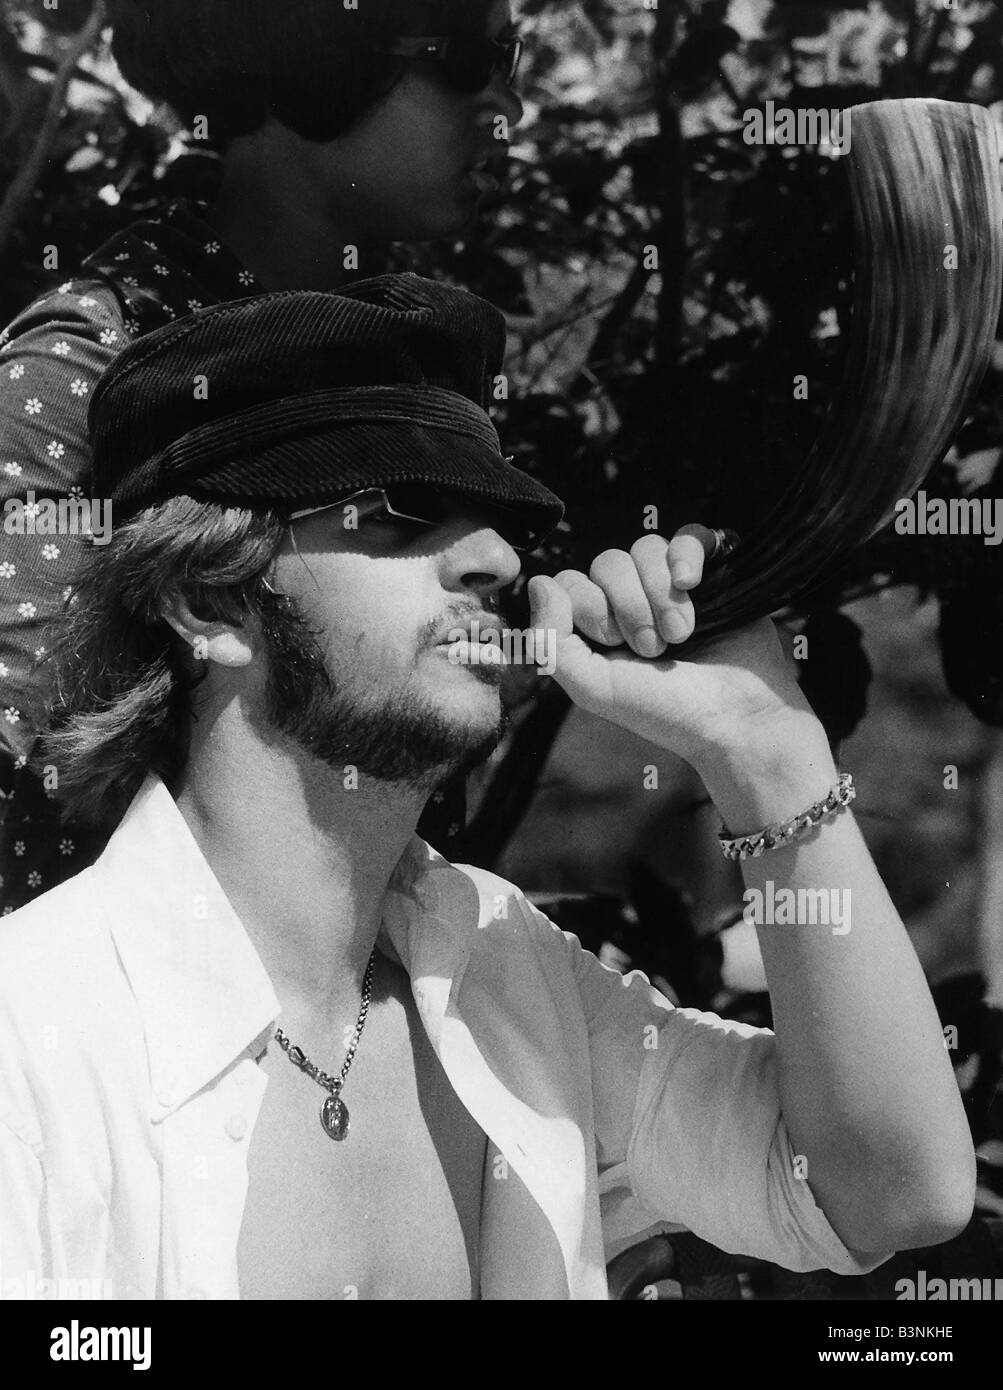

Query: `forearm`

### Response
(695, 705, 975, 1252)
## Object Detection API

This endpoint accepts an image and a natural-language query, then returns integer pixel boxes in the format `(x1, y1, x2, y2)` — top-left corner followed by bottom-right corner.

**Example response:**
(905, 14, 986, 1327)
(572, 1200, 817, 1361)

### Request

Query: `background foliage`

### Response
(3, 0, 1003, 738)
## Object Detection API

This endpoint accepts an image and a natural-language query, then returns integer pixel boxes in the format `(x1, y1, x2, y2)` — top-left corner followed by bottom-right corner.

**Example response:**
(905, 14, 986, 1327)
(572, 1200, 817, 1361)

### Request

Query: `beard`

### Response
(256, 587, 509, 789)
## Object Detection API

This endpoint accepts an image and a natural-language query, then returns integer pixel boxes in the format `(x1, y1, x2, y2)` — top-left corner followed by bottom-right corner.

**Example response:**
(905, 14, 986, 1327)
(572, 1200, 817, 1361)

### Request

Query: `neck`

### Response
(205, 148, 391, 292)
(173, 709, 431, 1023)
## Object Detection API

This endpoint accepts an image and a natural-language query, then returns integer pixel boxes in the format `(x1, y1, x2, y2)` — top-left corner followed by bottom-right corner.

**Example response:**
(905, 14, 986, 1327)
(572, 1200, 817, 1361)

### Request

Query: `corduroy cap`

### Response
(88, 273, 564, 544)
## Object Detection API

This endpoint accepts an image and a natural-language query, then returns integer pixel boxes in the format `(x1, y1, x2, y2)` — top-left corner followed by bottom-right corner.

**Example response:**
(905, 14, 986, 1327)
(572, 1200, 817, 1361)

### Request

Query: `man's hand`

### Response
(527, 526, 813, 767)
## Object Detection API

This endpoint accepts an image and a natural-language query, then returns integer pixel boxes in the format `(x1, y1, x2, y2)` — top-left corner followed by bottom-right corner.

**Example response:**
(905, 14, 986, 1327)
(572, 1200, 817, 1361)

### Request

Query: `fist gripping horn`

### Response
(691, 98, 1003, 641)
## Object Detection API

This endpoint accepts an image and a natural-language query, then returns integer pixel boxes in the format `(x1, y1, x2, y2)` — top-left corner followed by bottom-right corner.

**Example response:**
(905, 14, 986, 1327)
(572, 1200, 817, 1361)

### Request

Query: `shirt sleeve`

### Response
(0, 1110, 46, 1293)
(0, 282, 126, 760)
(541, 905, 895, 1276)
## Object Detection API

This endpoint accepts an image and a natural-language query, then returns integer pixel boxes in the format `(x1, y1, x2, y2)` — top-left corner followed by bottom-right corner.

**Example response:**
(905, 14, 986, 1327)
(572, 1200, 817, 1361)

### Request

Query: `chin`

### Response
(433, 669, 504, 725)
(447, 709, 508, 780)
(436, 673, 503, 724)
(409, 187, 481, 241)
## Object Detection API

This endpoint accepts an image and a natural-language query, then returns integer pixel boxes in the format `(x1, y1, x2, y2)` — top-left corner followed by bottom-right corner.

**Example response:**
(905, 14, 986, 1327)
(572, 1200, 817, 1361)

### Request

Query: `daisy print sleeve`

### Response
(0, 281, 127, 912)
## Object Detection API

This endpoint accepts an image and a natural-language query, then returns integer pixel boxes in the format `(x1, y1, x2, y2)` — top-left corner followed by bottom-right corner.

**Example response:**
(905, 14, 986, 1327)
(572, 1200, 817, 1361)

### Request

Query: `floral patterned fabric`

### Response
(0, 200, 265, 913)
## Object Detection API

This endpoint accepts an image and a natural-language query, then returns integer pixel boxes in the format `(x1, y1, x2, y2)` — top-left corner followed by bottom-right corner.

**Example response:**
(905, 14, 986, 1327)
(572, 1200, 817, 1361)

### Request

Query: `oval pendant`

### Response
(321, 1093, 349, 1141)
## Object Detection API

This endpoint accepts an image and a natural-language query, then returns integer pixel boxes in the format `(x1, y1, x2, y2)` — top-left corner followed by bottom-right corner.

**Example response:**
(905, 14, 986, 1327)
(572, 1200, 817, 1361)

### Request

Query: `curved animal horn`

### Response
(690, 98, 1003, 642)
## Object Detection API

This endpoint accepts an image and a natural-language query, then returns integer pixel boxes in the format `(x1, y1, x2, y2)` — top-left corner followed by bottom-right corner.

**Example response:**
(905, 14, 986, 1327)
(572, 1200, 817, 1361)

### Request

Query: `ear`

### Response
(160, 591, 255, 670)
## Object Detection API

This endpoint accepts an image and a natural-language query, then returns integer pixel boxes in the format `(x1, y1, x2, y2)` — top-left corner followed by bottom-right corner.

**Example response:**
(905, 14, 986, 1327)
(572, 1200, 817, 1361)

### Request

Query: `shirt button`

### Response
(156, 1089, 176, 1110)
(225, 1113, 248, 1141)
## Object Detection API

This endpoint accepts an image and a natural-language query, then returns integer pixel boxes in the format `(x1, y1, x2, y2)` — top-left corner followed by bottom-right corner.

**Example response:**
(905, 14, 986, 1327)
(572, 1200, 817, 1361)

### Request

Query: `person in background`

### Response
(0, 0, 523, 911)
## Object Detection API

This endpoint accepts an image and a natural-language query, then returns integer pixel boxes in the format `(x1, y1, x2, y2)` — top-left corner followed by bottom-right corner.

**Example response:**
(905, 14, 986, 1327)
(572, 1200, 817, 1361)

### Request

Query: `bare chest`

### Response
(237, 973, 487, 1301)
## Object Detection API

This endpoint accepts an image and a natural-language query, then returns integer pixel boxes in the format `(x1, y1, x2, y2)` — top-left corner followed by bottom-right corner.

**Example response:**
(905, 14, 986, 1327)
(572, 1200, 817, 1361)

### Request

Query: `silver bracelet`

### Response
(717, 772, 856, 861)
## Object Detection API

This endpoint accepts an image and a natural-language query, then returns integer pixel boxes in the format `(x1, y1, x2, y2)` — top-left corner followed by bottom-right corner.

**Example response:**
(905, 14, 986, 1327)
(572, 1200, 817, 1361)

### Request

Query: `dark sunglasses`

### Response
(382, 33, 524, 94)
(289, 484, 545, 552)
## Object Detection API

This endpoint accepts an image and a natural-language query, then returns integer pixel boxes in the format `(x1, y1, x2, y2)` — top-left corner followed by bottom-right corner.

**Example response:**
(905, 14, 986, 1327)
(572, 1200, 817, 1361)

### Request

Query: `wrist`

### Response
(692, 709, 839, 836)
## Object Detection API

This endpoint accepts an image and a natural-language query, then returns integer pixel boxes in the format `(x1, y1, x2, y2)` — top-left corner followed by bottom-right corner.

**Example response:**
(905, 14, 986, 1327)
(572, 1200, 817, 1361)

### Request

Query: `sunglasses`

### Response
(289, 484, 545, 552)
(382, 32, 524, 94)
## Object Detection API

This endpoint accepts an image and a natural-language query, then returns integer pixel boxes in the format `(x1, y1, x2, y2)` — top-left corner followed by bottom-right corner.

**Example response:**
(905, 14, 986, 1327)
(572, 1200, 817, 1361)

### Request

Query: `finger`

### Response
(552, 568, 626, 647)
(588, 549, 667, 658)
(629, 534, 695, 645)
(667, 524, 719, 590)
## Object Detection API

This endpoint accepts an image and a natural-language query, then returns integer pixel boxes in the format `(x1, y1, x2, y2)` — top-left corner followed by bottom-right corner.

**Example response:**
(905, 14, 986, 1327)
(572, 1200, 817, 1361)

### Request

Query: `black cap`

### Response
(89, 273, 564, 544)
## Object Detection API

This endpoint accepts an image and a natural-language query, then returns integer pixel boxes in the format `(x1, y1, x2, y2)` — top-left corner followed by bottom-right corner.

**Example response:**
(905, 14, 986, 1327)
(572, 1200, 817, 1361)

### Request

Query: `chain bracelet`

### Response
(717, 772, 856, 862)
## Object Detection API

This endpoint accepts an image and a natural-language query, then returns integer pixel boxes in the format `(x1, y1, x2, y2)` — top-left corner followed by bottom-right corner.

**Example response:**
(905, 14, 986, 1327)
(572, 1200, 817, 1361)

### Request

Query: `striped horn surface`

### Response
(689, 98, 1003, 642)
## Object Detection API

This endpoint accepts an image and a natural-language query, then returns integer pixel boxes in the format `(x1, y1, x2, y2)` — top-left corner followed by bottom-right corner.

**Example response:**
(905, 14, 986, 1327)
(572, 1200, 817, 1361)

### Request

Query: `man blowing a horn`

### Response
(0, 276, 974, 1300)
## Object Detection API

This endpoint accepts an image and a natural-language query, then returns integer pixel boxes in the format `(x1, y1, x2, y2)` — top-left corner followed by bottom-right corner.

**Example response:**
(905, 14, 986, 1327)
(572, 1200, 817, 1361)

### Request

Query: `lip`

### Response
(434, 637, 509, 666)
(432, 615, 504, 646)
(434, 629, 504, 647)
(464, 150, 509, 192)
(467, 164, 499, 182)
(463, 167, 502, 200)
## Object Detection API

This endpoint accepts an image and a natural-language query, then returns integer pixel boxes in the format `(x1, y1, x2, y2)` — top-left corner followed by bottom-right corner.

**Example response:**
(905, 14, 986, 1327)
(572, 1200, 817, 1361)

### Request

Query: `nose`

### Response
(483, 72, 524, 131)
(437, 516, 522, 597)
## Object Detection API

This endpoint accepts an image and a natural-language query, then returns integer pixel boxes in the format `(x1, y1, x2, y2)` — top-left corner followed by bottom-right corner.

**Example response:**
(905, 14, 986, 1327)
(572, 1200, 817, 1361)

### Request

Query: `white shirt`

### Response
(0, 774, 889, 1299)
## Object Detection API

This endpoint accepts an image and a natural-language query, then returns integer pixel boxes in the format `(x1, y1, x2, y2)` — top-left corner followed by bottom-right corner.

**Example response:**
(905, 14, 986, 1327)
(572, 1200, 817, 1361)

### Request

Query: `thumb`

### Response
(526, 573, 610, 708)
(527, 573, 574, 647)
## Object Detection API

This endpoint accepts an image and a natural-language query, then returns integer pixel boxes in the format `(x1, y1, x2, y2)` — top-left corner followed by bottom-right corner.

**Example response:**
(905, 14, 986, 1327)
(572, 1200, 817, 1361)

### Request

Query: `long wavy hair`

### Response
(37, 496, 288, 828)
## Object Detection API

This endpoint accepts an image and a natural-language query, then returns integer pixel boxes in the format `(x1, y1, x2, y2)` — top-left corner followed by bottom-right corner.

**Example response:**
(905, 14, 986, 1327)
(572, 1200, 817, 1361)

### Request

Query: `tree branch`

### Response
(0, 4, 30, 134)
(653, 1, 688, 379)
(0, 0, 107, 265)
(582, 253, 655, 378)
(913, 3, 951, 86)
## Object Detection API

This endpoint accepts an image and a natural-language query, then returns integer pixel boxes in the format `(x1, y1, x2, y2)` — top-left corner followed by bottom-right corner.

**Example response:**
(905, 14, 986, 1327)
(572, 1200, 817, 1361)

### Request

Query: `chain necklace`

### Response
(273, 948, 376, 1142)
